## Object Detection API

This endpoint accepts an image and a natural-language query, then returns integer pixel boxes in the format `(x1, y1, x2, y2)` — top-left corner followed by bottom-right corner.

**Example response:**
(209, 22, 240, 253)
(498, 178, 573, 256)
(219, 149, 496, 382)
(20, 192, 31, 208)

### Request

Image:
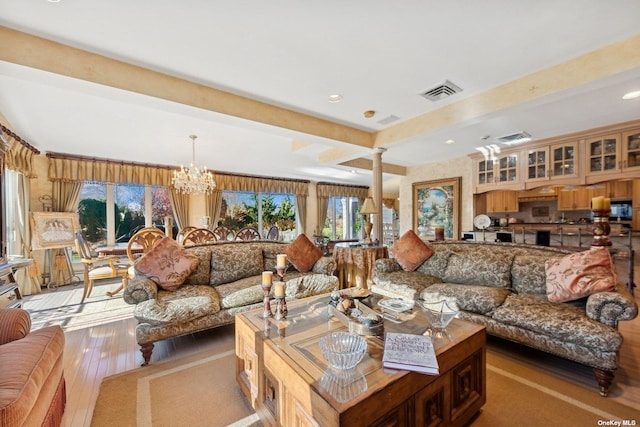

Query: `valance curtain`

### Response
(316, 183, 369, 234)
(1, 123, 39, 177)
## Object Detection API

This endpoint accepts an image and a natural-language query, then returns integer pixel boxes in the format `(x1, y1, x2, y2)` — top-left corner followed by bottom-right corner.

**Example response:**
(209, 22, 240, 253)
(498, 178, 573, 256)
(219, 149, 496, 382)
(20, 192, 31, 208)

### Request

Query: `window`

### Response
(219, 191, 297, 241)
(323, 196, 361, 240)
(78, 182, 174, 245)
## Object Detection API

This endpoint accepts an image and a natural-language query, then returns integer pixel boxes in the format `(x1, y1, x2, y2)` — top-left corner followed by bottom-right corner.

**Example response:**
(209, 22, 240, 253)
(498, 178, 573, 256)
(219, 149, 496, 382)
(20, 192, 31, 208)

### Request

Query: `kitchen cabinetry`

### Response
(524, 141, 578, 184)
(486, 190, 519, 213)
(557, 186, 606, 211)
(585, 129, 640, 182)
(605, 181, 632, 200)
(475, 153, 520, 192)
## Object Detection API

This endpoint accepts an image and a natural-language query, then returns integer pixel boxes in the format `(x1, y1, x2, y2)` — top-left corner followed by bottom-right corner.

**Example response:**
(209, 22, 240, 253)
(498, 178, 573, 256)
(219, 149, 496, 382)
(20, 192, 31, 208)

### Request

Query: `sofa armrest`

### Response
(123, 277, 159, 304)
(0, 308, 31, 345)
(586, 283, 638, 327)
(374, 258, 402, 273)
(312, 256, 337, 275)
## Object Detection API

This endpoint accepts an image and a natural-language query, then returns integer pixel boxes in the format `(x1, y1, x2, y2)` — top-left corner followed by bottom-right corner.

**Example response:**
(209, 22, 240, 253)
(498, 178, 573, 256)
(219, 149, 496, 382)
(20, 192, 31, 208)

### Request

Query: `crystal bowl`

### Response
(422, 300, 458, 330)
(319, 332, 367, 370)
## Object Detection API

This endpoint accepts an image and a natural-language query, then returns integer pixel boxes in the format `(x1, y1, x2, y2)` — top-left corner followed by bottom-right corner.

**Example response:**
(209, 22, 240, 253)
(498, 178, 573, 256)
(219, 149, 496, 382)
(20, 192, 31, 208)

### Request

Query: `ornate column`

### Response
(372, 148, 386, 243)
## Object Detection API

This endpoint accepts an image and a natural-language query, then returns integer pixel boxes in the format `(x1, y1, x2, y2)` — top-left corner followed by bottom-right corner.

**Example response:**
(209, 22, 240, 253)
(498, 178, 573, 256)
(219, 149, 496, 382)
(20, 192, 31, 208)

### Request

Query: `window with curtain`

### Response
(78, 182, 174, 244)
(219, 191, 297, 241)
(323, 196, 361, 240)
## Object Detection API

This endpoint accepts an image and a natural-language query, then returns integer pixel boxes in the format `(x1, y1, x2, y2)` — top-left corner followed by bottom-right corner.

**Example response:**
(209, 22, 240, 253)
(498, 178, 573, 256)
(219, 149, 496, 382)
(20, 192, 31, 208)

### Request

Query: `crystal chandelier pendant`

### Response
(172, 135, 216, 194)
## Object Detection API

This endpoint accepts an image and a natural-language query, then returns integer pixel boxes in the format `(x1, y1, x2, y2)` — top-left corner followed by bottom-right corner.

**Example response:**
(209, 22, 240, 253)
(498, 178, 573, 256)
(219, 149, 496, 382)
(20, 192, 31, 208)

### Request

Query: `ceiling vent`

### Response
(496, 131, 532, 145)
(420, 80, 463, 101)
(377, 115, 400, 125)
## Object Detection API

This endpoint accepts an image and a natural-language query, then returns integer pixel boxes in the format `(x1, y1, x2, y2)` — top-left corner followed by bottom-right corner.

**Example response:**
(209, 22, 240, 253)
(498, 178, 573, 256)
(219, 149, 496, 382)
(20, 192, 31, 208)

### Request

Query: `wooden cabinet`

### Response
(557, 186, 606, 211)
(486, 191, 519, 213)
(0, 267, 22, 309)
(606, 181, 632, 200)
(585, 130, 640, 182)
(475, 153, 520, 192)
(518, 187, 557, 200)
(524, 141, 578, 184)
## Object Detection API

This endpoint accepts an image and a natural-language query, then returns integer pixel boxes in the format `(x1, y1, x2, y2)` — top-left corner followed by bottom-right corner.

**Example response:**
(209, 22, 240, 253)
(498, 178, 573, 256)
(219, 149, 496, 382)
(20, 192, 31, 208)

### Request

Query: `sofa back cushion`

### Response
(415, 249, 452, 277)
(134, 237, 201, 291)
(442, 250, 514, 288)
(184, 247, 212, 285)
(210, 245, 263, 286)
(511, 255, 550, 295)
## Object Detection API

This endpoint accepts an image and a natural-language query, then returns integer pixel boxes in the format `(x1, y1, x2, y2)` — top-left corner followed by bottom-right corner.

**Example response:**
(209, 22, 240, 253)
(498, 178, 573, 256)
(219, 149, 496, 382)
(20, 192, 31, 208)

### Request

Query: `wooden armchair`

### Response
(75, 231, 130, 303)
(182, 228, 217, 246)
(126, 227, 165, 262)
(176, 226, 197, 244)
(212, 225, 234, 241)
(266, 225, 279, 241)
(234, 227, 261, 241)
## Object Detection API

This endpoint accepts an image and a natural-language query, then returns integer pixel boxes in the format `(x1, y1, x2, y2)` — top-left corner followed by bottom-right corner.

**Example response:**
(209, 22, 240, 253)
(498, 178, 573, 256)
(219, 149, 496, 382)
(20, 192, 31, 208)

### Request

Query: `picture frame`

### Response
(31, 212, 80, 250)
(412, 177, 461, 240)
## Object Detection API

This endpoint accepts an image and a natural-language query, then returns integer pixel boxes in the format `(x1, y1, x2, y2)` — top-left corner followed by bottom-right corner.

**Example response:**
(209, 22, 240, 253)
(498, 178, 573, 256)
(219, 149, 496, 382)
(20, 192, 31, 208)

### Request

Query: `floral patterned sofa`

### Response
(372, 239, 638, 396)
(123, 238, 338, 365)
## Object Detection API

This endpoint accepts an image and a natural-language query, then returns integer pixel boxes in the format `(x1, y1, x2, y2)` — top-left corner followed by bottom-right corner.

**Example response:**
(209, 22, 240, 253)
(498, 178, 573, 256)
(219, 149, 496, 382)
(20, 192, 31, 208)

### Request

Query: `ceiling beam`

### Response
(339, 158, 407, 176)
(373, 33, 640, 148)
(0, 26, 373, 149)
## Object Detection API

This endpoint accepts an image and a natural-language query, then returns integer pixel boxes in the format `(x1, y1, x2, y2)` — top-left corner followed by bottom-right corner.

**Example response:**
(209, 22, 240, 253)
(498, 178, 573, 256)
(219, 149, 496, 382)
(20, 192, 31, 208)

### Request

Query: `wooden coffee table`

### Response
(235, 294, 486, 426)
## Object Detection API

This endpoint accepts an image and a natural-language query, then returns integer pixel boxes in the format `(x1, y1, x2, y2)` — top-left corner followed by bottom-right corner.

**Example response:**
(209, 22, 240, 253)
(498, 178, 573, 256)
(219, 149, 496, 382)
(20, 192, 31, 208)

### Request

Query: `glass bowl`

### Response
(319, 332, 367, 370)
(422, 300, 458, 330)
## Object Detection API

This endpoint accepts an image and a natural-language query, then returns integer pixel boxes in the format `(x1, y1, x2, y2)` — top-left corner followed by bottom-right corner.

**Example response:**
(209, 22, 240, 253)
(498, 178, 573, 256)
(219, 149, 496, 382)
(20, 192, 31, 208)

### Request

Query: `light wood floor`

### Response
(22, 266, 639, 426)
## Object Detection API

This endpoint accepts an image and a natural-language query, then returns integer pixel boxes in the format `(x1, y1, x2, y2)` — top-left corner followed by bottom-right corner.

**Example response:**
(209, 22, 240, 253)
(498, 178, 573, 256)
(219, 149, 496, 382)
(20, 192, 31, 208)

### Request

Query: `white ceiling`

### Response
(1, 1, 640, 192)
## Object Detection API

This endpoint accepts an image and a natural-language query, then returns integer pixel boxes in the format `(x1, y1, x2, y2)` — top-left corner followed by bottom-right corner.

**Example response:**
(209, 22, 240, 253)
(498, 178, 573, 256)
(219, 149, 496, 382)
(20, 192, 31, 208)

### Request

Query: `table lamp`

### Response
(360, 197, 377, 244)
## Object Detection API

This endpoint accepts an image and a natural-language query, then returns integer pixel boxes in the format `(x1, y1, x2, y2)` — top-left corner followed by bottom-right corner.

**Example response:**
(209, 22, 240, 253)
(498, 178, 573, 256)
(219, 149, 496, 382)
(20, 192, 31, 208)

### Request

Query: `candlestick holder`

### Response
(261, 283, 273, 318)
(274, 295, 288, 320)
(591, 209, 612, 247)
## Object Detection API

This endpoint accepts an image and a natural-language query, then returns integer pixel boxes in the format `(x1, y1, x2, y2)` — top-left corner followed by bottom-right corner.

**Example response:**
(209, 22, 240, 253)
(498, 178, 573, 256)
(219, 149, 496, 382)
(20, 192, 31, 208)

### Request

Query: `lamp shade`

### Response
(360, 197, 377, 215)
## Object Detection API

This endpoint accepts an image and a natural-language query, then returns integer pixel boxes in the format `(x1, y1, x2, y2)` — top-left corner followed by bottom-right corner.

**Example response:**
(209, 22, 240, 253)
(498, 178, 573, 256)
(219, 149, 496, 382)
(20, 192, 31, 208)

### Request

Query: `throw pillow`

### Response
(545, 247, 617, 303)
(389, 230, 434, 272)
(284, 234, 322, 273)
(134, 237, 201, 291)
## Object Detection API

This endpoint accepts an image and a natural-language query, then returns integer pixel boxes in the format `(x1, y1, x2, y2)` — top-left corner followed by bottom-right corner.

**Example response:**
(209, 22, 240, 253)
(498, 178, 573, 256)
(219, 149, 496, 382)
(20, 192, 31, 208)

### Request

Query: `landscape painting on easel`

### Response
(31, 212, 80, 250)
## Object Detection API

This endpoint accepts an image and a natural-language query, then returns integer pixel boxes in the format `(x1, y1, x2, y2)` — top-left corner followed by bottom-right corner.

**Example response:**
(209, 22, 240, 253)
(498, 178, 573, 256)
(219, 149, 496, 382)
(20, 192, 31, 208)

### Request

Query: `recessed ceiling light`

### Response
(47, 0, 61, 3)
(445, 139, 455, 144)
(363, 110, 375, 118)
(328, 94, 343, 103)
(622, 90, 640, 100)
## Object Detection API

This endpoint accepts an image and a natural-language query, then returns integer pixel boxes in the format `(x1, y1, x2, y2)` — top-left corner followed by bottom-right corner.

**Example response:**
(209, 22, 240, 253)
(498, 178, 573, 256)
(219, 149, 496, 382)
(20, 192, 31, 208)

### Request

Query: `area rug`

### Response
(92, 343, 639, 427)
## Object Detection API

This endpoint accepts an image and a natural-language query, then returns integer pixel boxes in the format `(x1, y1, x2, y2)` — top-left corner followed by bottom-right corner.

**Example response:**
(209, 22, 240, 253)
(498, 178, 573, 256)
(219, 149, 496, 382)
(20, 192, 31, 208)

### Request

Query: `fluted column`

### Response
(372, 148, 386, 243)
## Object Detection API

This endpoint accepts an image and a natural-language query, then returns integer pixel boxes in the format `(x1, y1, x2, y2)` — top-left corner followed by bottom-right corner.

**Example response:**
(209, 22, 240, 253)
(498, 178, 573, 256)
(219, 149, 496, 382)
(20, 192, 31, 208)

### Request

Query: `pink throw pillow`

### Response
(545, 247, 616, 303)
(390, 230, 434, 272)
(284, 234, 322, 273)
(134, 237, 201, 291)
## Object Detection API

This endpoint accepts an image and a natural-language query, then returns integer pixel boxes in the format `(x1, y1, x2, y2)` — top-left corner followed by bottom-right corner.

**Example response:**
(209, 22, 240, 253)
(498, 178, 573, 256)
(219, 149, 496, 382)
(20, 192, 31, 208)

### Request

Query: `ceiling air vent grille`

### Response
(377, 115, 400, 125)
(420, 80, 463, 101)
(497, 131, 532, 145)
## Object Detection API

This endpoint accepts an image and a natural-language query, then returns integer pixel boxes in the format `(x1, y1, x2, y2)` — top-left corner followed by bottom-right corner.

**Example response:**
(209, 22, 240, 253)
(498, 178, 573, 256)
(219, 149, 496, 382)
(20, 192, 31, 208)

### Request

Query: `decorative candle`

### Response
(262, 271, 273, 286)
(276, 254, 287, 268)
(273, 283, 285, 297)
(591, 196, 604, 210)
(603, 197, 611, 211)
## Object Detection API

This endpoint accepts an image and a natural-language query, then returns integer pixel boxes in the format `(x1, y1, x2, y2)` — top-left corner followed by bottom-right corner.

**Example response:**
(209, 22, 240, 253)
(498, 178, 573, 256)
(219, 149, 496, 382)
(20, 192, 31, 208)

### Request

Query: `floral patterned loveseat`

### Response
(124, 239, 338, 365)
(372, 240, 638, 396)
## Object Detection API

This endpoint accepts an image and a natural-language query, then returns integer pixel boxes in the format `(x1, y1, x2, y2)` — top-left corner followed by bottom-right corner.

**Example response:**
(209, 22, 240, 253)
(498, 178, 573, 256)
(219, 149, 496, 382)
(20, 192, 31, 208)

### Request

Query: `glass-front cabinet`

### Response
(475, 153, 520, 192)
(524, 141, 578, 185)
(622, 129, 640, 171)
(587, 134, 619, 177)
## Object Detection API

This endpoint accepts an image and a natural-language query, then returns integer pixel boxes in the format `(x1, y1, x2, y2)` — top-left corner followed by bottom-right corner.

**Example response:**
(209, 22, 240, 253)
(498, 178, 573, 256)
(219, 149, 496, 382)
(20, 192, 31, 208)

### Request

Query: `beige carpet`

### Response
(92, 339, 639, 427)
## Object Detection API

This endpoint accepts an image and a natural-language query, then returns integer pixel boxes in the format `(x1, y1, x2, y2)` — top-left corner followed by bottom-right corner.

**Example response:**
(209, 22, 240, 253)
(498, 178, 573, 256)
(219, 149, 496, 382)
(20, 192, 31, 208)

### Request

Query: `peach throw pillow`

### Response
(545, 247, 616, 303)
(284, 234, 322, 273)
(134, 237, 201, 291)
(390, 230, 434, 272)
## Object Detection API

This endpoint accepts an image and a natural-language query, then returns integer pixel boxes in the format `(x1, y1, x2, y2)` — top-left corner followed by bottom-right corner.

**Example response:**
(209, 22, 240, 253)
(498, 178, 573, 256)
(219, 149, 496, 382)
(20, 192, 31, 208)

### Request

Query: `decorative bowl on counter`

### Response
(319, 332, 367, 370)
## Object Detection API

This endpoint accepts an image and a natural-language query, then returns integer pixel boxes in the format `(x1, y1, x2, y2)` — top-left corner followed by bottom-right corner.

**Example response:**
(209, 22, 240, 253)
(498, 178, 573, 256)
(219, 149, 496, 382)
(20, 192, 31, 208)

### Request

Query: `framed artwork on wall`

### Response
(412, 177, 461, 240)
(31, 212, 80, 250)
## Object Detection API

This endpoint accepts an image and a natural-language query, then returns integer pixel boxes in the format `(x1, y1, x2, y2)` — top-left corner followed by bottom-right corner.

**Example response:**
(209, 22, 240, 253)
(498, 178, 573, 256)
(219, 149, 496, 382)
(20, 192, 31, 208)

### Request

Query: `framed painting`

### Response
(412, 177, 461, 240)
(31, 212, 80, 250)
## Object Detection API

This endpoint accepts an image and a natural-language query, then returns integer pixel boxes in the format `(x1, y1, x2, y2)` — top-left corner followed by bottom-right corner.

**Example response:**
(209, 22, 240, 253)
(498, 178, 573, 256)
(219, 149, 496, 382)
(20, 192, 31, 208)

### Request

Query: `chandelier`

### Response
(172, 135, 216, 194)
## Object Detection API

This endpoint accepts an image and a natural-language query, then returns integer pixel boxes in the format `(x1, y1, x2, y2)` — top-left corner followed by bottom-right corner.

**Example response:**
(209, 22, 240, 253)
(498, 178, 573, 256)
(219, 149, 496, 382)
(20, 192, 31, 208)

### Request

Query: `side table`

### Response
(0, 265, 23, 309)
